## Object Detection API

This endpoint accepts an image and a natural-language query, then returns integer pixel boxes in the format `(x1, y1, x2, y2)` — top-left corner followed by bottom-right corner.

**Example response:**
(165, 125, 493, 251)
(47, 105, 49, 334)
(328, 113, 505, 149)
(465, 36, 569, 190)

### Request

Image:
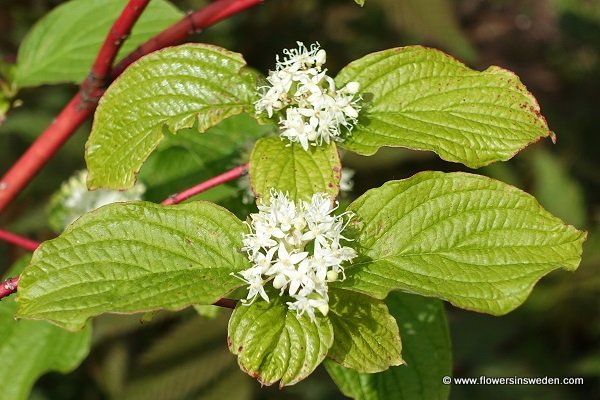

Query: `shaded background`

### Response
(0, 0, 599, 399)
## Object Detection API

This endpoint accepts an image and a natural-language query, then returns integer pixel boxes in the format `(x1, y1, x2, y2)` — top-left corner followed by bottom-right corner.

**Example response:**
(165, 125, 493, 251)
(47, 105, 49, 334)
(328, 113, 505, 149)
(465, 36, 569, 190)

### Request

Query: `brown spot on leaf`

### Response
(529, 105, 542, 119)
(375, 220, 386, 236)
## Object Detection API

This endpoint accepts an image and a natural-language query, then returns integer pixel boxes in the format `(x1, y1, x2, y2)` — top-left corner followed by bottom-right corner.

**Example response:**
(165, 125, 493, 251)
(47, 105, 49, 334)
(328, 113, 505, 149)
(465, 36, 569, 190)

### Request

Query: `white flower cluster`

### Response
(236, 191, 357, 321)
(255, 42, 362, 151)
(51, 170, 146, 231)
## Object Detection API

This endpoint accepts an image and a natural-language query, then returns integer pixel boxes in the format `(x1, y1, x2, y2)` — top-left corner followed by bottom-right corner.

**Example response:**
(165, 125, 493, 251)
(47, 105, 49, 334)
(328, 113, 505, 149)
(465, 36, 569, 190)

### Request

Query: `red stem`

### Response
(0, 95, 95, 213)
(0, 0, 263, 213)
(80, 0, 150, 103)
(0, 228, 41, 252)
(0, 0, 148, 213)
(112, 0, 263, 78)
(0, 277, 19, 300)
(161, 163, 249, 205)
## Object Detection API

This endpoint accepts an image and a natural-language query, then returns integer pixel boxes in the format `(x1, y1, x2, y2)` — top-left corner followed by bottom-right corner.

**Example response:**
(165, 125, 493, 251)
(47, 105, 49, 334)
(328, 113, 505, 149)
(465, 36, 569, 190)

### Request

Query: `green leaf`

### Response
(249, 136, 341, 203)
(335, 46, 552, 167)
(327, 289, 402, 373)
(551, 0, 600, 23)
(0, 60, 17, 126)
(380, 0, 476, 62)
(15, 0, 182, 87)
(354, 0, 366, 6)
(326, 292, 451, 400)
(17, 201, 249, 330)
(0, 257, 91, 400)
(0, 92, 9, 126)
(336, 171, 586, 315)
(86, 43, 258, 190)
(228, 295, 334, 387)
(138, 114, 275, 202)
(530, 149, 587, 227)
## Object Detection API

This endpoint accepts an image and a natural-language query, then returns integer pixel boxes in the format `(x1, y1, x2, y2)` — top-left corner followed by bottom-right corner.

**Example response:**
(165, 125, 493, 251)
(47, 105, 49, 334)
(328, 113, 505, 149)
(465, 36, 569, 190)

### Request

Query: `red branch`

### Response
(80, 0, 150, 103)
(0, 228, 40, 252)
(112, 0, 263, 78)
(0, 95, 95, 213)
(0, 229, 37, 300)
(0, 277, 19, 300)
(161, 163, 249, 205)
(0, 0, 148, 213)
(0, 0, 263, 213)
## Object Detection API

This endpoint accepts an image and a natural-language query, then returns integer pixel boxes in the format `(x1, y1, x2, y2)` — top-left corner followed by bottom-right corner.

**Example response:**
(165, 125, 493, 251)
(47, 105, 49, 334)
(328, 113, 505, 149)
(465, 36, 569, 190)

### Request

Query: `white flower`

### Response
(238, 266, 270, 305)
(254, 246, 277, 274)
(340, 168, 355, 193)
(287, 295, 329, 321)
(256, 42, 362, 151)
(50, 170, 146, 232)
(269, 243, 308, 277)
(233, 190, 357, 322)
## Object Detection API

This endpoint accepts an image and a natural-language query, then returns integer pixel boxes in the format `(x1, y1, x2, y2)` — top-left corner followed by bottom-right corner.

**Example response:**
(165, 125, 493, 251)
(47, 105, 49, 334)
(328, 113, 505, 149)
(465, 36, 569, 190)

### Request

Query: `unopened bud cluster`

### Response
(236, 190, 357, 321)
(50, 170, 146, 231)
(255, 42, 362, 151)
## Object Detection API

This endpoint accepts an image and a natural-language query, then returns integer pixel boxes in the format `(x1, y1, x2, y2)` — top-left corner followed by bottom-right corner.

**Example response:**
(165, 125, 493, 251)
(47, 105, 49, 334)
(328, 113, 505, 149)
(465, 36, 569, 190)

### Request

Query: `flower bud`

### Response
(343, 105, 359, 119)
(326, 270, 339, 282)
(345, 81, 360, 94)
(273, 274, 287, 289)
(317, 302, 329, 316)
(315, 49, 327, 66)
